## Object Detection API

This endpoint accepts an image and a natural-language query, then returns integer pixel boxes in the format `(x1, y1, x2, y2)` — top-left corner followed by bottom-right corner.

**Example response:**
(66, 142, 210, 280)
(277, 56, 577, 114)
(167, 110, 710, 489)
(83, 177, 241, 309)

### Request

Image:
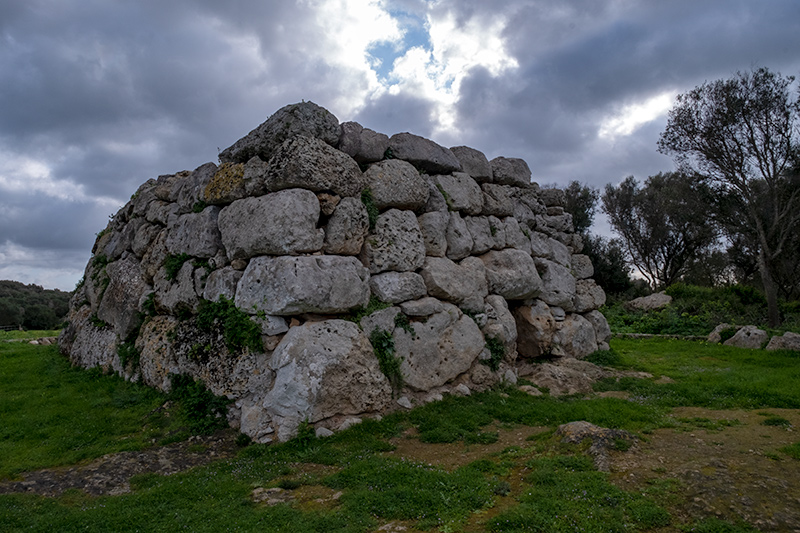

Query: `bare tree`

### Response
(658, 68, 800, 326)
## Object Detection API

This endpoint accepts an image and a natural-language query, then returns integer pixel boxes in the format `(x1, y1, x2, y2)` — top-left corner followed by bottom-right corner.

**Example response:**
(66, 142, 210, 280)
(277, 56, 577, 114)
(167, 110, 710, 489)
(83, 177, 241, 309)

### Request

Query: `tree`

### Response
(658, 67, 800, 326)
(582, 234, 634, 296)
(562, 181, 600, 235)
(602, 172, 718, 290)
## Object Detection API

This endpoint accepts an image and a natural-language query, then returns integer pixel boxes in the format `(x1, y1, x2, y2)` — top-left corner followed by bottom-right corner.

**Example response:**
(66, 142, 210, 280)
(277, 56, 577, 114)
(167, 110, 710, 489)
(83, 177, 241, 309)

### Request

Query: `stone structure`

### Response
(60, 102, 611, 442)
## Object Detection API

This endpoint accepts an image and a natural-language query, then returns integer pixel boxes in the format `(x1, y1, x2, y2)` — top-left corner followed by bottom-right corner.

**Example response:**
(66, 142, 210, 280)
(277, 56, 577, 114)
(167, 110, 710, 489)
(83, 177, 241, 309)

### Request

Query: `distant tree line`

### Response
(0, 280, 71, 330)
(561, 67, 800, 326)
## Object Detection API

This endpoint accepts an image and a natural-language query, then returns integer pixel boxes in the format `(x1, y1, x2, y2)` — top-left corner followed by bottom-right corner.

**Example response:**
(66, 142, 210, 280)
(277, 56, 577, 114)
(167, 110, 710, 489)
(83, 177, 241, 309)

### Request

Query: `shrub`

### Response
(164, 253, 191, 281)
(196, 296, 263, 353)
(482, 337, 505, 371)
(169, 374, 229, 435)
(369, 328, 404, 393)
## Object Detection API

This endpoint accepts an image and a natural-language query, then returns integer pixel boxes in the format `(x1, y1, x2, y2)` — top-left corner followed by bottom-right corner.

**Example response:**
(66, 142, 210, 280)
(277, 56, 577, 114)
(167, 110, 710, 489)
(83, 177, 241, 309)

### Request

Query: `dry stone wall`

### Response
(59, 101, 612, 442)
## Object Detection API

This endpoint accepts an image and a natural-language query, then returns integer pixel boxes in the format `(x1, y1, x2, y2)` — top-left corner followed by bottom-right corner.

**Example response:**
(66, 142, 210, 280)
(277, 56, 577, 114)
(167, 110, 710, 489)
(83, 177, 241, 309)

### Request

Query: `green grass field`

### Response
(1, 336, 796, 532)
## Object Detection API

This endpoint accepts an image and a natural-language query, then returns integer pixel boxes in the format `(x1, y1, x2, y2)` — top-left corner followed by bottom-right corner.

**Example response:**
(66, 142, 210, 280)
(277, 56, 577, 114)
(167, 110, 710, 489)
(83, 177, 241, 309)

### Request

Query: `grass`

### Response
(2, 336, 796, 531)
(0, 329, 61, 341)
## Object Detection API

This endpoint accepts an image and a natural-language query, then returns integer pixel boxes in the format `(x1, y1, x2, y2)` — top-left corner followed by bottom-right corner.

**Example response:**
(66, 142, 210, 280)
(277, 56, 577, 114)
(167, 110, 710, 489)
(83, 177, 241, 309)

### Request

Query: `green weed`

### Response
(164, 253, 191, 281)
(195, 296, 263, 353)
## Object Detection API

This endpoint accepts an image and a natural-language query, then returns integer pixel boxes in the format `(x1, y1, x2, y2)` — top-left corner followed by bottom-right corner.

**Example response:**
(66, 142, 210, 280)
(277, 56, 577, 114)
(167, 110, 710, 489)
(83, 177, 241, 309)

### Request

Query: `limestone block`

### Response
(573, 279, 606, 313)
(235, 255, 370, 316)
(171, 162, 217, 212)
(323, 197, 369, 256)
(419, 256, 488, 312)
(399, 297, 445, 317)
(583, 309, 612, 344)
(626, 292, 672, 311)
(265, 135, 367, 197)
(465, 216, 493, 255)
(450, 145, 492, 183)
(264, 320, 392, 441)
(553, 314, 598, 359)
(388, 132, 462, 174)
(219, 101, 340, 163)
(571, 254, 594, 279)
(723, 325, 768, 349)
(131, 223, 161, 258)
(369, 271, 427, 304)
(417, 211, 448, 257)
(481, 183, 515, 217)
(480, 249, 542, 300)
(431, 172, 483, 215)
(140, 229, 168, 284)
(490, 157, 531, 188)
(530, 232, 571, 267)
(338, 121, 389, 163)
(361, 209, 426, 274)
(363, 159, 429, 210)
(535, 258, 576, 311)
(445, 211, 474, 261)
(103, 218, 144, 260)
(203, 162, 246, 205)
(218, 189, 324, 260)
(503, 217, 532, 254)
(482, 294, 518, 359)
(513, 300, 557, 358)
(422, 176, 449, 212)
(145, 200, 179, 226)
(154, 261, 200, 315)
(766, 331, 800, 351)
(97, 255, 149, 339)
(395, 303, 484, 390)
(59, 306, 118, 372)
(539, 213, 574, 234)
(202, 267, 243, 303)
(539, 187, 566, 207)
(165, 206, 223, 259)
(359, 306, 400, 337)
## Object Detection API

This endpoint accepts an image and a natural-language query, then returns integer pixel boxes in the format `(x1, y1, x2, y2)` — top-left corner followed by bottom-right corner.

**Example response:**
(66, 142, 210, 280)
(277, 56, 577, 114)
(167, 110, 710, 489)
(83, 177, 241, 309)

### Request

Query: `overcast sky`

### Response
(2, 0, 800, 290)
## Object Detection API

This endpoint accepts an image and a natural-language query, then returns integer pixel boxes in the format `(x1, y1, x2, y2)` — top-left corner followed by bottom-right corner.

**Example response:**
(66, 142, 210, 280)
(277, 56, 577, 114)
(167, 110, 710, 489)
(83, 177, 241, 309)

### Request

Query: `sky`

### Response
(2, 0, 800, 291)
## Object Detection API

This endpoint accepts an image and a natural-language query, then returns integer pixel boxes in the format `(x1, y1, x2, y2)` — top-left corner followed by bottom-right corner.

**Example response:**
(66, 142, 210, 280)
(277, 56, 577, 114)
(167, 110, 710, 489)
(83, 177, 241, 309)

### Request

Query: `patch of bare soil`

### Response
(0, 430, 240, 497)
(610, 407, 800, 532)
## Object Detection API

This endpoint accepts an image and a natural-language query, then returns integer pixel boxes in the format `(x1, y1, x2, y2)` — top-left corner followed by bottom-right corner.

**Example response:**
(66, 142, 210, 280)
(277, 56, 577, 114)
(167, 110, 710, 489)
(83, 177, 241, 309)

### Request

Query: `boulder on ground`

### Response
(513, 300, 557, 358)
(553, 314, 598, 359)
(723, 325, 768, 349)
(626, 292, 672, 311)
(765, 331, 800, 352)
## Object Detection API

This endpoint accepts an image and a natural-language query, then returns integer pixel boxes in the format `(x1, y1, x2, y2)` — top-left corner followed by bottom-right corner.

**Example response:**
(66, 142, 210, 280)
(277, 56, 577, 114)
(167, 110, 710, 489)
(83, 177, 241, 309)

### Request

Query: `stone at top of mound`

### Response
(625, 291, 672, 311)
(219, 101, 340, 164)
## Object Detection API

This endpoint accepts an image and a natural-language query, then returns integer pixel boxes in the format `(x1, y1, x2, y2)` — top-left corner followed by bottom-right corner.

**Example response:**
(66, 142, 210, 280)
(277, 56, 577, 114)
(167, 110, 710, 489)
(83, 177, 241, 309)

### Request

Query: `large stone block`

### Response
(573, 279, 606, 313)
(490, 157, 531, 187)
(235, 255, 370, 316)
(479, 249, 542, 300)
(553, 314, 598, 359)
(513, 300, 557, 358)
(338, 121, 389, 163)
(218, 189, 324, 259)
(431, 172, 483, 215)
(419, 256, 488, 311)
(388, 132, 462, 174)
(266, 135, 366, 197)
(450, 145, 492, 183)
(165, 207, 223, 259)
(445, 211, 474, 261)
(417, 211, 449, 257)
(535, 258, 576, 311)
(361, 209, 426, 274)
(263, 320, 392, 441)
(323, 197, 370, 255)
(363, 159, 429, 210)
(219, 101, 340, 163)
(369, 271, 427, 304)
(96, 255, 150, 340)
(395, 303, 484, 390)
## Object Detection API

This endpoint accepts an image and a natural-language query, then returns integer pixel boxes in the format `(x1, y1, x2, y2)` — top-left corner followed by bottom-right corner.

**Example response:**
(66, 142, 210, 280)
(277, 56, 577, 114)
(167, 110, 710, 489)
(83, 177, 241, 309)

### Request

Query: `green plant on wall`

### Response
(482, 337, 505, 372)
(196, 296, 263, 353)
(369, 328, 404, 394)
(361, 188, 379, 231)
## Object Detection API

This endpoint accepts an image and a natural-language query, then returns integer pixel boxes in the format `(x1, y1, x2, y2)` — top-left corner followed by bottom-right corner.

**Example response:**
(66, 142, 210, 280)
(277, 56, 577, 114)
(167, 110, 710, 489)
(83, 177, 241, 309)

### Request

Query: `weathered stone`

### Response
(482, 294, 518, 358)
(202, 267, 243, 302)
(369, 272, 427, 304)
(395, 303, 484, 390)
(204, 162, 246, 204)
(103, 218, 144, 260)
(165, 207, 223, 258)
(431, 172, 483, 215)
(766, 331, 800, 352)
(512, 201, 536, 230)
(450, 145, 492, 183)
(218, 189, 324, 259)
(263, 320, 392, 441)
(266, 135, 366, 197)
(154, 261, 200, 315)
(323, 197, 369, 256)
(338, 121, 390, 163)
(97, 255, 149, 339)
(364, 159, 429, 210)
(419, 256, 488, 311)
(530, 232, 571, 266)
(539, 188, 566, 207)
(422, 176, 449, 212)
(252, 314, 289, 336)
(399, 297, 445, 317)
(417, 211, 448, 257)
(534, 258, 576, 311)
(573, 279, 606, 313)
(58, 305, 118, 373)
(140, 229, 168, 284)
(571, 254, 594, 279)
(513, 187, 546, 215)
(131, 222, 161, 258)
(359, 306, 400, 337)
(361, 209, 426, 274)
(243, 156, 269, 197)
(480, 249, 542, 300)
(172, 162, 217, 212)
(514, 300, 557, 358)
(146, 200, 179, 226)
(626, 292, 672, 311)
(490, 157, 531, 188)
(503, 217, 532, 254)
(583, 310, 612, 344)
(481, 183, 515, 216)
(707, 323, 735, 343)
(317, 192, 340, 216)
(445, 211, 474, 261)
(723, 325, 769, 349)
(539, 213, 574, 234)
(235, 255, 369, 316)
(465, 216, 493, 255)
(219, 101, 340, 163)
(553, 314, 598, 359)
(388, 133, 462, 174)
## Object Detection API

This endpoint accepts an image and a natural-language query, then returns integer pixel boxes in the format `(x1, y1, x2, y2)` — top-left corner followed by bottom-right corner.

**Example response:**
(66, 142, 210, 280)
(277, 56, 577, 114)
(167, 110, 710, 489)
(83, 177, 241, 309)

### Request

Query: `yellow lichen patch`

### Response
(204, 162, 244, 203)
